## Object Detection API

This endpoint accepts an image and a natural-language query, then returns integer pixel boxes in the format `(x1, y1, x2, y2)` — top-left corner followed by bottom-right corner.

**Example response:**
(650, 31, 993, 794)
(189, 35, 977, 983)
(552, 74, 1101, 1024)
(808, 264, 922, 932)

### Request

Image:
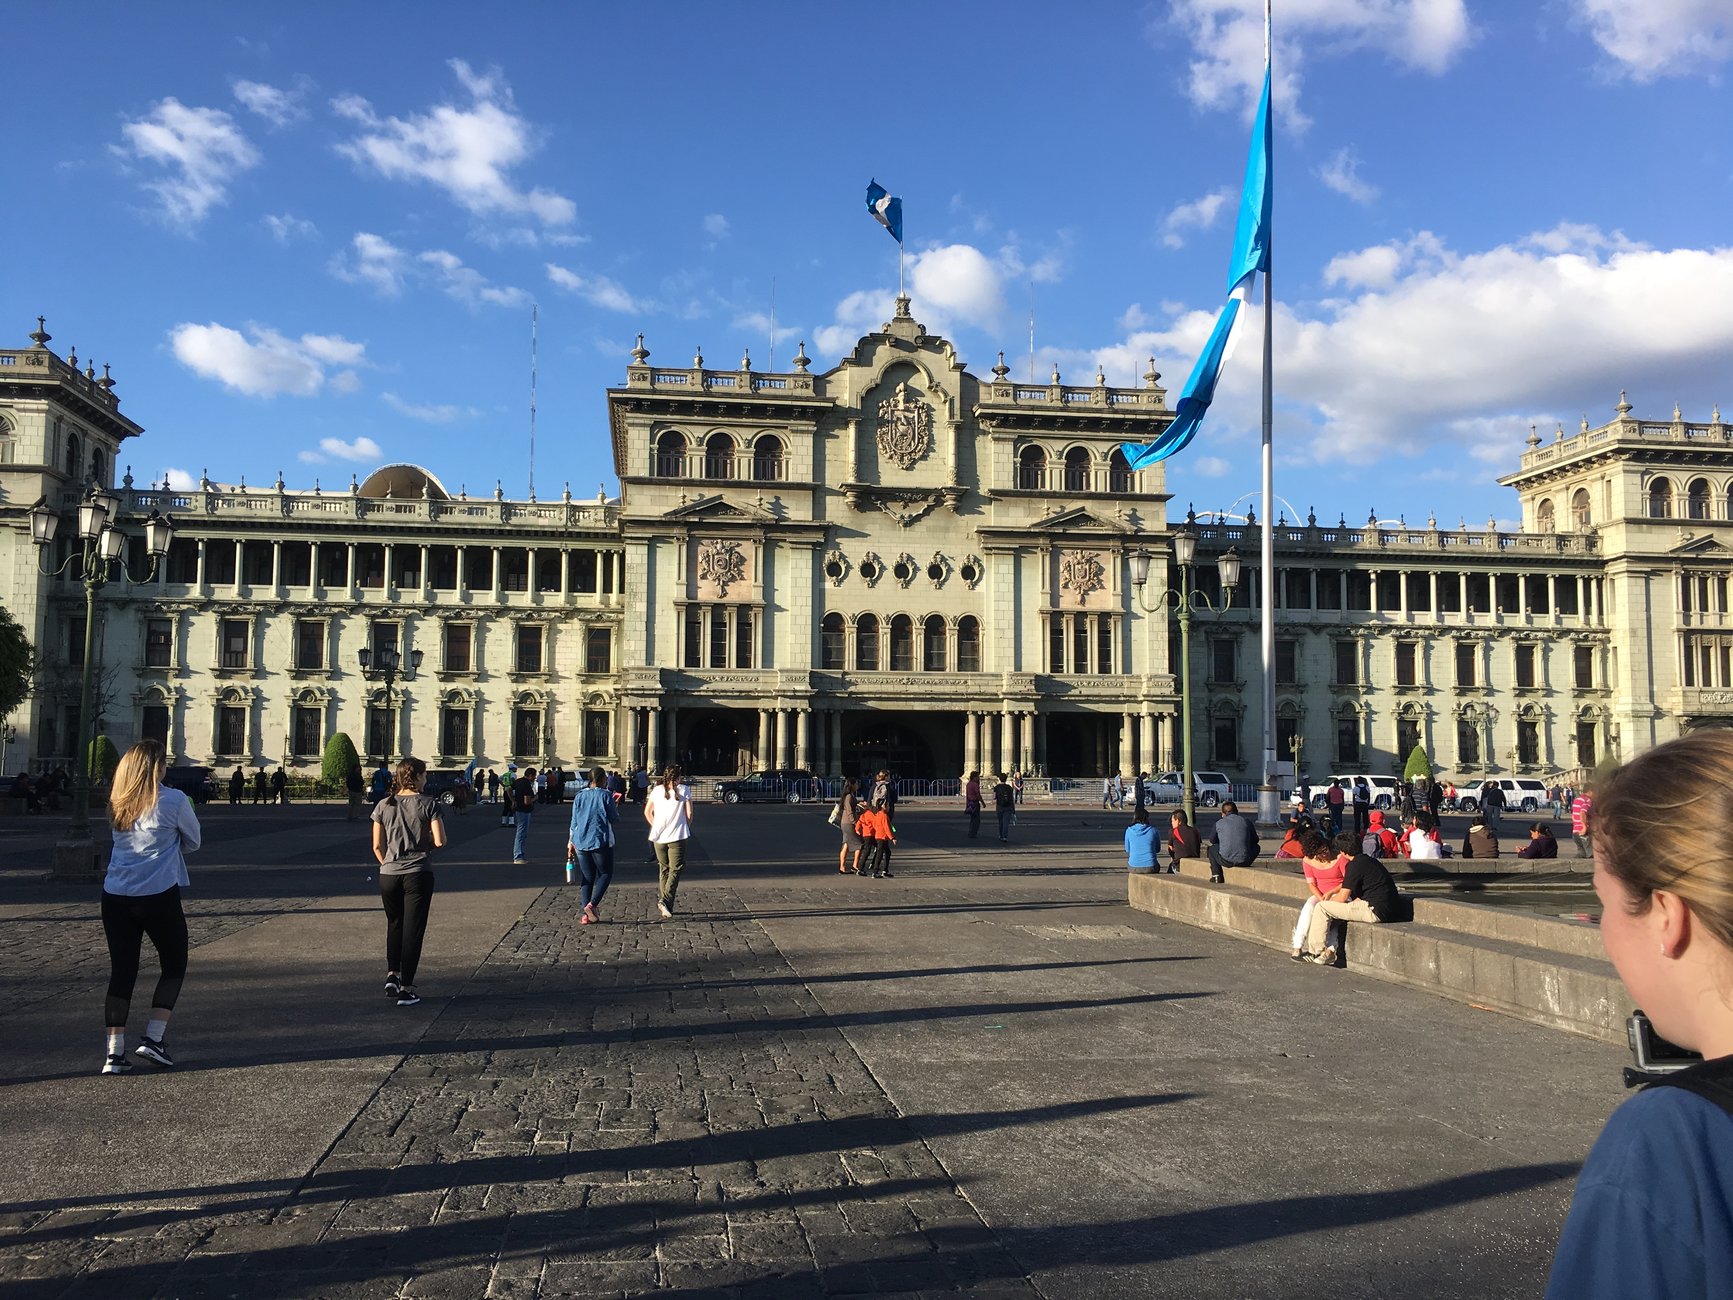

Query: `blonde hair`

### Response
(110, 740, 166, 832)
(392, 757, 427, 795)
(1598, 730, 1733, 954)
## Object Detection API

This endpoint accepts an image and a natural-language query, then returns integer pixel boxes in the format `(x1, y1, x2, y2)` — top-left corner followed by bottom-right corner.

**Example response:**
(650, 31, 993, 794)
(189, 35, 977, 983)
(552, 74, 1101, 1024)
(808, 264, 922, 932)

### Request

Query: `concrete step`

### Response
(1128, 870, 1625, 1044)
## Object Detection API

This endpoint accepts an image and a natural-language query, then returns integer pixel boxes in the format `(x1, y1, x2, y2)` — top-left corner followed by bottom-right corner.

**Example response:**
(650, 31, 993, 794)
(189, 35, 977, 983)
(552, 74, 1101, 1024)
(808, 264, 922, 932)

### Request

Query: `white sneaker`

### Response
(657, 902, 672, 919)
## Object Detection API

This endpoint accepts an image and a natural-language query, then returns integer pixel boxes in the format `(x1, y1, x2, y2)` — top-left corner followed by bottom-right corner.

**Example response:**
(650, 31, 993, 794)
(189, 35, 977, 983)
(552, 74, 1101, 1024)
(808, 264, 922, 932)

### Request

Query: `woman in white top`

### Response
(645, 765, 694, 919)
(1406, 811, 1444, 860)
(101, 740, 201, 1075)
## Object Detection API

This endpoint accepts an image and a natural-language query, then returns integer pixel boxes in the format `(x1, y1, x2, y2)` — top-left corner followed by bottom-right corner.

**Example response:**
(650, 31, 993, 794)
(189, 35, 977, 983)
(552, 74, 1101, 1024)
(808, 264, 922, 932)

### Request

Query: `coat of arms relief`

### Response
(1059, 549, 1107, 604)
(695, 538, 747, 596)
(875, 381, 933, 470)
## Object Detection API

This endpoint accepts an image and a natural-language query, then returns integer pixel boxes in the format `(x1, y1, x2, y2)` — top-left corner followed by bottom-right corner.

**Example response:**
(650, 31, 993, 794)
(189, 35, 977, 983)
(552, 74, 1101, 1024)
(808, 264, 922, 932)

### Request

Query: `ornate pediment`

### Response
(1670, 533, 1733, 556)
(663, 494, 777, 523)
(1030, 506, 1138, 536)
(841, 482, 965, 528)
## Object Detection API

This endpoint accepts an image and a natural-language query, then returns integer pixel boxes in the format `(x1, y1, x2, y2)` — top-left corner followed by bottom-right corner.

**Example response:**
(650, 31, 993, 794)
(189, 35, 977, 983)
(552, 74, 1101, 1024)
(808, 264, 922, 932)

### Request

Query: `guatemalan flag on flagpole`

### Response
(1120, 68, 1272, 470)
(865, 180, 903, 244)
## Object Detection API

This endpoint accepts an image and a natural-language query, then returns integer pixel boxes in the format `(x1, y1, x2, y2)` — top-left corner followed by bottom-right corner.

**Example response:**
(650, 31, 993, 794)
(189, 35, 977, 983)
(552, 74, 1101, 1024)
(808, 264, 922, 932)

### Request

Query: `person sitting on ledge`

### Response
(1462, 817, 1501, 859)
(1206, 800, 1260, 884)
(1276, 814, 1313, 860)
(1167, 810, 1202, 873)
(1124, 806, 1160, 874)
(1518, 821, 1559, 859)
(1302, 836, 1402, 967)
(1404, 811, 1444, 860)
(1290, 827, 1346, 962)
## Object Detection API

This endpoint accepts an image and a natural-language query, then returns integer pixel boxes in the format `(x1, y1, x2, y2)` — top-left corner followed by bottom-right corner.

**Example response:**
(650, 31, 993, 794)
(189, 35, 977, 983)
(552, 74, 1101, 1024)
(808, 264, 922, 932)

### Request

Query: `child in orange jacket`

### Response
(855, 800, 896, 878)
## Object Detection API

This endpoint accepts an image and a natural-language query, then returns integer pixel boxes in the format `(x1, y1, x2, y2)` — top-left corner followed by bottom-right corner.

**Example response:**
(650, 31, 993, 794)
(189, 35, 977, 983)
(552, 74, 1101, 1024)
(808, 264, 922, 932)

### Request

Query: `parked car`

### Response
(1313, 774, 1403, 811)
(716, 769, 817, 804)
(163, 765, 220, 804)
(1457, 777, 1549, 814)
(423, 768, 475, 808)
(1144, 770, 1233, 807)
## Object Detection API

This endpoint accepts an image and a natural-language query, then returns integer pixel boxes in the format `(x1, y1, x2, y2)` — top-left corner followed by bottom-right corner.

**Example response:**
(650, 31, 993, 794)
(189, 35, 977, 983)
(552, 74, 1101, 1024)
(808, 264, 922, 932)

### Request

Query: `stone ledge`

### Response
(1128, 868, 1625, 1044)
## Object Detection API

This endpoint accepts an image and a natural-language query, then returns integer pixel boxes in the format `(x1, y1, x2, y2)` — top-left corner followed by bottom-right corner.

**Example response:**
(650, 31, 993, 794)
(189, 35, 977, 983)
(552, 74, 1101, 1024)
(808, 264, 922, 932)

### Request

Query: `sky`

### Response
(7, 0, 1733, 529)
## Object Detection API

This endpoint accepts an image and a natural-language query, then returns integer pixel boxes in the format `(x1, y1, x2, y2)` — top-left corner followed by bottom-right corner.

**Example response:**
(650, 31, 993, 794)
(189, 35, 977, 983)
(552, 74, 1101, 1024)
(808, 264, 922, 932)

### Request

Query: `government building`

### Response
(2, 307, 1728, 790)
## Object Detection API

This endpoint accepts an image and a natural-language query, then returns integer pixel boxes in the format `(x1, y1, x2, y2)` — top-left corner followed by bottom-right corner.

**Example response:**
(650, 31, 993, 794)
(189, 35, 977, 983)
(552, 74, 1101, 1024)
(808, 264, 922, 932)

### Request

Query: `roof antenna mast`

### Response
(769, 275, 777, 372)
(528, 303, 538, 499)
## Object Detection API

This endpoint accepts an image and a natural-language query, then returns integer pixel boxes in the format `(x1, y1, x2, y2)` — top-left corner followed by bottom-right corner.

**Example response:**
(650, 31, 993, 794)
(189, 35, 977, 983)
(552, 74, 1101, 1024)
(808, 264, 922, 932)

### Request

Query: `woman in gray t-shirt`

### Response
(369, 757, 448, 1007)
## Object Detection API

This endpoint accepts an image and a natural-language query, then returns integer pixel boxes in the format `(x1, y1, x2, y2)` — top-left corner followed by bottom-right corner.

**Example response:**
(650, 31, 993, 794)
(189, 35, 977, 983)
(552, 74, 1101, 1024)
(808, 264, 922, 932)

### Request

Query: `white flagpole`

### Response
(1258, 0, 1280, 826)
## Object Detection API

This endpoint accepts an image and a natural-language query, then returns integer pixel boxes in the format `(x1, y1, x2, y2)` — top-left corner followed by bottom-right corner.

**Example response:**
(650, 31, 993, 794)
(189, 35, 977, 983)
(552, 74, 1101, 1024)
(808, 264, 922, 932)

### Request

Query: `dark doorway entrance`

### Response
(841, 709, 959, 782)
(1046, 712, 1115, 778)
(681, 708, 753, 775)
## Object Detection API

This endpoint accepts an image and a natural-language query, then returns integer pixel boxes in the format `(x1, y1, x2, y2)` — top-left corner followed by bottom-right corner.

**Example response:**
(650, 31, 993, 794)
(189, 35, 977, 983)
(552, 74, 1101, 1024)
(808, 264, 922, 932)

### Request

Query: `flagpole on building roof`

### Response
(1257, 0, 1280, 827)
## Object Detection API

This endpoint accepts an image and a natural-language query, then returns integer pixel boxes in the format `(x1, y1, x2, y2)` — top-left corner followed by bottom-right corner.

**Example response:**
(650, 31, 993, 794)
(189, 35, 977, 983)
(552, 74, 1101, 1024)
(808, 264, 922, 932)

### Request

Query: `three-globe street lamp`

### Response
(1130, 529, 1241, 829)
(357, 645, 422, 766)
(29, 489, 174, 874)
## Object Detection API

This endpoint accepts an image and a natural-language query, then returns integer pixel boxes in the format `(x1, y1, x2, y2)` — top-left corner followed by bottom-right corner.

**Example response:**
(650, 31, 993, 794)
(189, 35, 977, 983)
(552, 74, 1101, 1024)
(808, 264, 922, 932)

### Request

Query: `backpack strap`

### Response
(1640, 1056, 1733, 1115)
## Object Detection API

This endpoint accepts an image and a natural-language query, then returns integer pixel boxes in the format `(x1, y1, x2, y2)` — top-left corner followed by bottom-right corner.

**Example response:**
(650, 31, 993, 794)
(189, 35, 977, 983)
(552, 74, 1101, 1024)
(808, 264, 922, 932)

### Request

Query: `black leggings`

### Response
(380, 870, 435, 985)
(102, 886, 189, 1028)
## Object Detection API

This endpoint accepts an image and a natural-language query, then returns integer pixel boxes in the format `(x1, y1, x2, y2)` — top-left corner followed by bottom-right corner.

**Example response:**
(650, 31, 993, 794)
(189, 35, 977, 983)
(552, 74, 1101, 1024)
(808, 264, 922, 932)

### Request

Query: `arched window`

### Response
(855, 614, 880, 671)
(889, 615, 914, 671)
(957, 615, 981, 672)
(922, 615, 947, 672)
(0, 417, 14, 465)
(1649, 478, 1674, 519)
(1108, 448, 1132, 493)
(1535, 499, 1555, 532)
(1688, 477, 1712, 520)
(655, 431, 686, 477)
(1017, 445, 1046, 490)
(704, 432, 734, 480)
(91, 448, 106, 486)
(751, 434, 784, 483)
(820, 612, 845, 669)
(65, 431, 81, 478)
(1572, 488, 1592, 529)
(1064, 447, 1091, 492)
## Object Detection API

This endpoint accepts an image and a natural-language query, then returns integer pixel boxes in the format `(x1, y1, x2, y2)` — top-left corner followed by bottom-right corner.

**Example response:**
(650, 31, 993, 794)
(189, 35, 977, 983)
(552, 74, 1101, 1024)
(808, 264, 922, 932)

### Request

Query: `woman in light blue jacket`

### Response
(100, 740, 201, 1074)
(565, 766, 619, 924)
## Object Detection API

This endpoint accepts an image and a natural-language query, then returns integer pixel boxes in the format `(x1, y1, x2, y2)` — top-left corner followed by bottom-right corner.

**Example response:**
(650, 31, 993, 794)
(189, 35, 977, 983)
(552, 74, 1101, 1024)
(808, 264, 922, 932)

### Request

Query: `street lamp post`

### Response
(357, 644, 422, 766)
(1130, 529, 1241, 829)
(29, 490, 174, 877)
(1, 722, 16, 778)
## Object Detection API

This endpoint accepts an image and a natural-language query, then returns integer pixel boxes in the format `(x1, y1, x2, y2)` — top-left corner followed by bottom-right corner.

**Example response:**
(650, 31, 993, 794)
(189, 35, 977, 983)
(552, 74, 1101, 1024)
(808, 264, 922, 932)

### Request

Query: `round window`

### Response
(824, 560, 844, 580)
(860, 561, 880, 581)
(893, 561, 913, 582)
(960, 563, 980, 584)
(927, 563, 944, 582)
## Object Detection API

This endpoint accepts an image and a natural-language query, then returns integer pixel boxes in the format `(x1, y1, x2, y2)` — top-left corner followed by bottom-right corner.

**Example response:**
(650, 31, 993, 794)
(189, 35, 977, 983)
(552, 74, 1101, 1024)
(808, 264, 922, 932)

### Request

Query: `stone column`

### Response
(271, 540, 282, 590)
(1141, 708, 1156, 775)
(560, 549, 571, 596)
(998, 711, 1012, 776)
(775, 709, 790, 769)
(419, 544, 430, 594)
(491, 547, 503, 600)
(647, 707, 662, 770)
(830, 710, 843, 775)
(796, 709, 811, 770)
(757, 710, 772, 768)
(1020, 712, 1034, 773)
(195, 538, 207, 588)
(963, 713, 977, 775)
(1121, 709, 1134, 774)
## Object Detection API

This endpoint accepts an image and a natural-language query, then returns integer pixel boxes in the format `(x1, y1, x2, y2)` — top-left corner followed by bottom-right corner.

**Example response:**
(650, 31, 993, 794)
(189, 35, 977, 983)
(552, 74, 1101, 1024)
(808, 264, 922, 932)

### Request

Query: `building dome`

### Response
(357, 463, 451, 500)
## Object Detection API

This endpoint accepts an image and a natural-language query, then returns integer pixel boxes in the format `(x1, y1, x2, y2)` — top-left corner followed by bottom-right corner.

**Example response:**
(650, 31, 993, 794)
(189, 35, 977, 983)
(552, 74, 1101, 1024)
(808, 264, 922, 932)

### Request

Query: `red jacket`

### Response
(854, 808, 892, 840)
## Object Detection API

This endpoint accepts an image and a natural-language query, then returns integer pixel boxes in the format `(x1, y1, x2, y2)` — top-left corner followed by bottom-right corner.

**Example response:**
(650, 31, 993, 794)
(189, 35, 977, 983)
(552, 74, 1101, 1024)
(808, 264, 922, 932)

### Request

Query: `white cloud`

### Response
(232, 78, 307, 127)
(115, 98, 260, 225)
(546, 263, 644, 313)
(419, 248, 530, 308)
(731, 311, 804, 350)
(1119, 304, 1153, 331)
(333, 59, 576, 226)
(328, 370, 362, 395)
(1317, 146, 1380, 204)
(1193, 456, 1233, 477)
(163, 468, 197, 491)
(910, 244, 1008, 326)
(1160, 0, 1472, 124)
(1161, 189, 1232, 249)
(702, 213, 731, 241)
(298, 436, 383, 465)
(331, 232, 526, 307)
(169, 322, 367, 397)
(263, 212, 317, 243)
(1574, 0, 1733, 78)
(382, 391, 476, 423)
(814, 289, 897, 357)
(331, 232, 410, 295)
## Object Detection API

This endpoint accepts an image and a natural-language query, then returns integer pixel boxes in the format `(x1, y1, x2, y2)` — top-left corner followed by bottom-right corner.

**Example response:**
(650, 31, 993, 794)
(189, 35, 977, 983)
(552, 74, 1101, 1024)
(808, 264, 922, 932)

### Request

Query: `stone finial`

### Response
(1339, 513, 1348, 528)
(1714, 403, 1723, 423)
(992, 350, 1009, 381)
(793, 341, 810, 373)
(1617, 389, 1632, 417)
(1398, 514, 1407, 528)
(1307, 506, 1317, 526)
(494, 480, 504, 501)
(1428, 511, 1437, 528)
(894, 294, 913, 319)
(28, 316, 50, 348)
(238, 474, 247, 490)
(275, 469, 285, 490)
(1674, 400, 1684, 421)
(562, 481, 572, 503)
(122, 465, 133, 489)
(630, 333, 649, 363)
(67, 344, 77, 368)
(1245, 504, 1255, 525)
(1368, 508, 1378, 526)
(597, 482, 606, 501)
(200, 468, 210, 490)
(1095, 363, 1106, 386)
(99, 363, 115, 392)
(1486, 514, 1498, 531)
(1144, 358, 1160, 387)
(85, 362, 95, 380)
(740, 348, 752, 372)
(1555, 422, 1564, 441)
(314, 478, 321, 494)
(692, 347, 704, 369)
(1186, 503, 1197, 525)
(1526, 423, 1541, 448)
(1050, 364, 1062, 385)
(1581, 413, 1590, 432)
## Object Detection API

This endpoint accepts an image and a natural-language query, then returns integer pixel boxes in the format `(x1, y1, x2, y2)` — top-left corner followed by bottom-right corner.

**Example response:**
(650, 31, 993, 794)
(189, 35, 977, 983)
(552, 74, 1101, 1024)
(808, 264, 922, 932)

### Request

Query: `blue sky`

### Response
(9, 1, 1733, 527)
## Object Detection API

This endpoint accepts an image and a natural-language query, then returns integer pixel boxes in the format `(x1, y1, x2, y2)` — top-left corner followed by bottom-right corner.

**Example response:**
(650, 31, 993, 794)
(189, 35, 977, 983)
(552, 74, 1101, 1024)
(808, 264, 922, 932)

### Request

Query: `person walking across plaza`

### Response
(565, 765, 618, 924)
(228, 766, 244, 806)
(1481, 778, 1506, 832)
(1207, 801, 1261, 883)
(862, 797, 895, 877)
(345, 761, 364, 821)
(992, 772, 1015, 842)
(370, 757, 447, 1008)
(1351, 777, 1371, 840)
(269, 766, 287, 806)
(646, 765, 693, 918)
(509, 766, 538, 865)
(1545, 730, 1733, 1298)
(964, 771, 983, 840)
(835, 778, 865, 874)
(1325, 779, 1345, 835)
(1571, 786, 1594, 859)
(252, 766, 267, 806)
(99, 740, 200, 1075)
(486, 769, 500, 805)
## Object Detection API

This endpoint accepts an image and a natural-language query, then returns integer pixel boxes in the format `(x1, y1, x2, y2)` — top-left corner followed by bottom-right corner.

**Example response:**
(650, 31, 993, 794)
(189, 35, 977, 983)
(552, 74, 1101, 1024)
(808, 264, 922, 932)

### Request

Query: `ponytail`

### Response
(661, 764, 681, 795)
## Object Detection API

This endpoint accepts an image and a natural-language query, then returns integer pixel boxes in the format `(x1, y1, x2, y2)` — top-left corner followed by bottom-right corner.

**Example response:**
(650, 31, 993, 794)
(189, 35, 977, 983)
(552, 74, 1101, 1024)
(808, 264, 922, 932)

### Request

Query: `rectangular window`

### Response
(1466, 574, 1491, 614)
(242, 541, 273, 585)
(1517, 718, 1540, 766)
(1282, 569, 1311, 609)
(1685, 638, 1696, 687)
(319, 543, 349, 587)
(1276, 715, 1299, 767)
(515, 624, 544, 673)
(709, 607, 728, 669)
(1576, 721, 1597, 769)
(1096, 615, 1113, 675)
(1437, 573, 1462, 613)
(1346, 572, 1373, 612)
(1455, 642, 1477, 688)
(684, 607, 703, 668)
(820, 618, 844, 670)
(1049, 617, 1066, 673)
(857, 619, 880, 671)
(1406, 572, 1432, 612)
(1213, 716, 1240, 764)
(959, 622, 982, 674)
(145, 618, 172, 668)
(584, 709, 611, 757)
(535, 553, 560, 593)
(218, 705, 247, 756)
(1557, 579, 1580, 616)
(356, 544, 385, 589)
(165, 537, 198, 584)
(142, 704, 170, 748)
(441, 707, 469, 757)
(1397, 717, 1420, 759)
(428, 546, 459, 591)
(464, 547, 492, 590)
(1458, 717, 1481, 767)
(281, 542, 312, 587)
(513, 708, 542, 757)
(367, 706, 392, 762)
(1333, 640, 1358, 686)
(890, 618, 914, 672)
(371, 622, 399, 660)
(1072, 616, 1090, 675)
(1275, 638, 1298, 686)
(220, 618, 249, 669)
(1395, 642, 1417, 687)
(1525, 574, 1550, 615)
(444, 623, 473, 673)
(68, 615, 87, 667)
(1316, 571, 1342, 610)
(1515, 643, 1536, 689)
(1336, 717, 1360, 765)
(573, 550, 598, 593)
(205, 540, 237, 585)
(501, 549, 529, 592)
(1211, 637, 1236, 684)
(295, 620, 325, 672)
(1376, 572, 1401, 612)
(292, 705, 321, 757)
(581, 625, 610, 674)
(734, 611, 753, 670)
(1496, 574, 1521, 613)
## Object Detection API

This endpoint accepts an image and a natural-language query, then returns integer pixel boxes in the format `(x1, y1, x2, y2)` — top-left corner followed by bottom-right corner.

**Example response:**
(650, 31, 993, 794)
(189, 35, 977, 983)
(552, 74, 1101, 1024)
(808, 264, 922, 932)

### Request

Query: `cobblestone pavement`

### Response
(1, 884, 1043, 1298)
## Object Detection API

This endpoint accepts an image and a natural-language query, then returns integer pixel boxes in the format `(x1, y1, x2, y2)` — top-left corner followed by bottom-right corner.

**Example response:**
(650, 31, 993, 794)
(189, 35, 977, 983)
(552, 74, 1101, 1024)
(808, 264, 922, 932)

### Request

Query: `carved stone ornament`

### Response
(823, 548, 850, 587)
(696, 538, 747, 597)
(1059, 549, 1107, 604)
(892, 553, 918, 589)
(959, 554, 985, 590)
(875, 381, 933, 470)
(859, 551, 884, 588)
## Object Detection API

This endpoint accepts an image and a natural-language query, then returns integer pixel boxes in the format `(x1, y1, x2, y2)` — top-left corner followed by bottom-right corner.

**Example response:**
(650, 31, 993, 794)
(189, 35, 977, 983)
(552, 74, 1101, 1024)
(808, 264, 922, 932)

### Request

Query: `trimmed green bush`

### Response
(1402, 745, 1433, 782)
(322, 732, 361, 789)
(87, 734, 120, 784)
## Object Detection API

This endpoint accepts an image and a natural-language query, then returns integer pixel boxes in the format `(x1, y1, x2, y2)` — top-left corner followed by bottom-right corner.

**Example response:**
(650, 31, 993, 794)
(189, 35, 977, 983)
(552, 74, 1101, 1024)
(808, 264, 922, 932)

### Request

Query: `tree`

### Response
(1402, 744, 1433, 783)
(0, 606, 32, 721)
(322, 732, 360, 789)
(87, 734, 120, 784)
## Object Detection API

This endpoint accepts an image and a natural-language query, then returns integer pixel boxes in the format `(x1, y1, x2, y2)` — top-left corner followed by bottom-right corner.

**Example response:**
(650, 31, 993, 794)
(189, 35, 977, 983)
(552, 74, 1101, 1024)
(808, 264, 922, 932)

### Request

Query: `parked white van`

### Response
(1145, 771, 1234, 807)
(1458, 778, 1550, 814)
(1309, 774, 1403, 811)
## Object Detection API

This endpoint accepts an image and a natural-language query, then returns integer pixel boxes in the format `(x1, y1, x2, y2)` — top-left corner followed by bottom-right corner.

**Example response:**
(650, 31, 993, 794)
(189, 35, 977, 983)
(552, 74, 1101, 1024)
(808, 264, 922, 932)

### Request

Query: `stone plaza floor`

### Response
(0, 801, 1627, 1298)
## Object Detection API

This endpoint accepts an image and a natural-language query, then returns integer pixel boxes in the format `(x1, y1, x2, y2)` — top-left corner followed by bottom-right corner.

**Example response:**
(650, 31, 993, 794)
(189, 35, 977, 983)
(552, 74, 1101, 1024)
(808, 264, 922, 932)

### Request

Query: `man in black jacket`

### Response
(1302, 850, 1400, 967)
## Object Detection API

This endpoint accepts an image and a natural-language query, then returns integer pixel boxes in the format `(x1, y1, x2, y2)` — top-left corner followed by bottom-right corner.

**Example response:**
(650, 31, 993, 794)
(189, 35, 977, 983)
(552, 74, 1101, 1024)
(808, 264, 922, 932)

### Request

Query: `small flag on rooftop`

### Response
(865, 180, 903, 245)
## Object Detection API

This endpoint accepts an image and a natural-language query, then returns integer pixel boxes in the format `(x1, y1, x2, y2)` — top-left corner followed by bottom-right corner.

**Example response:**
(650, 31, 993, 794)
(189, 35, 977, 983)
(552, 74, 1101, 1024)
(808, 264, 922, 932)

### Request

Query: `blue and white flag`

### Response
(1121, 67, 1271, 470)
(865, 180, 903, 245)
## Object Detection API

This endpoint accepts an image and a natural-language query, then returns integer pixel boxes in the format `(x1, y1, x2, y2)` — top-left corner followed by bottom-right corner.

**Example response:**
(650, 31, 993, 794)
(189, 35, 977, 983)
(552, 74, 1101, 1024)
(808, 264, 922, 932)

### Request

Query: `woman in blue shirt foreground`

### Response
(1547, 729, 1733, 1298)
(1124, 806, 1160, 872)
(100, 739, 201, 1075)
(565, 766, 619, 923)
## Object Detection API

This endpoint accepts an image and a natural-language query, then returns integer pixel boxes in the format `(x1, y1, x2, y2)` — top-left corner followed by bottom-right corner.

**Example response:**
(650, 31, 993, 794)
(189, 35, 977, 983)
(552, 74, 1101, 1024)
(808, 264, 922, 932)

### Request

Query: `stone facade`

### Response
(2, 311, 1729, 786)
